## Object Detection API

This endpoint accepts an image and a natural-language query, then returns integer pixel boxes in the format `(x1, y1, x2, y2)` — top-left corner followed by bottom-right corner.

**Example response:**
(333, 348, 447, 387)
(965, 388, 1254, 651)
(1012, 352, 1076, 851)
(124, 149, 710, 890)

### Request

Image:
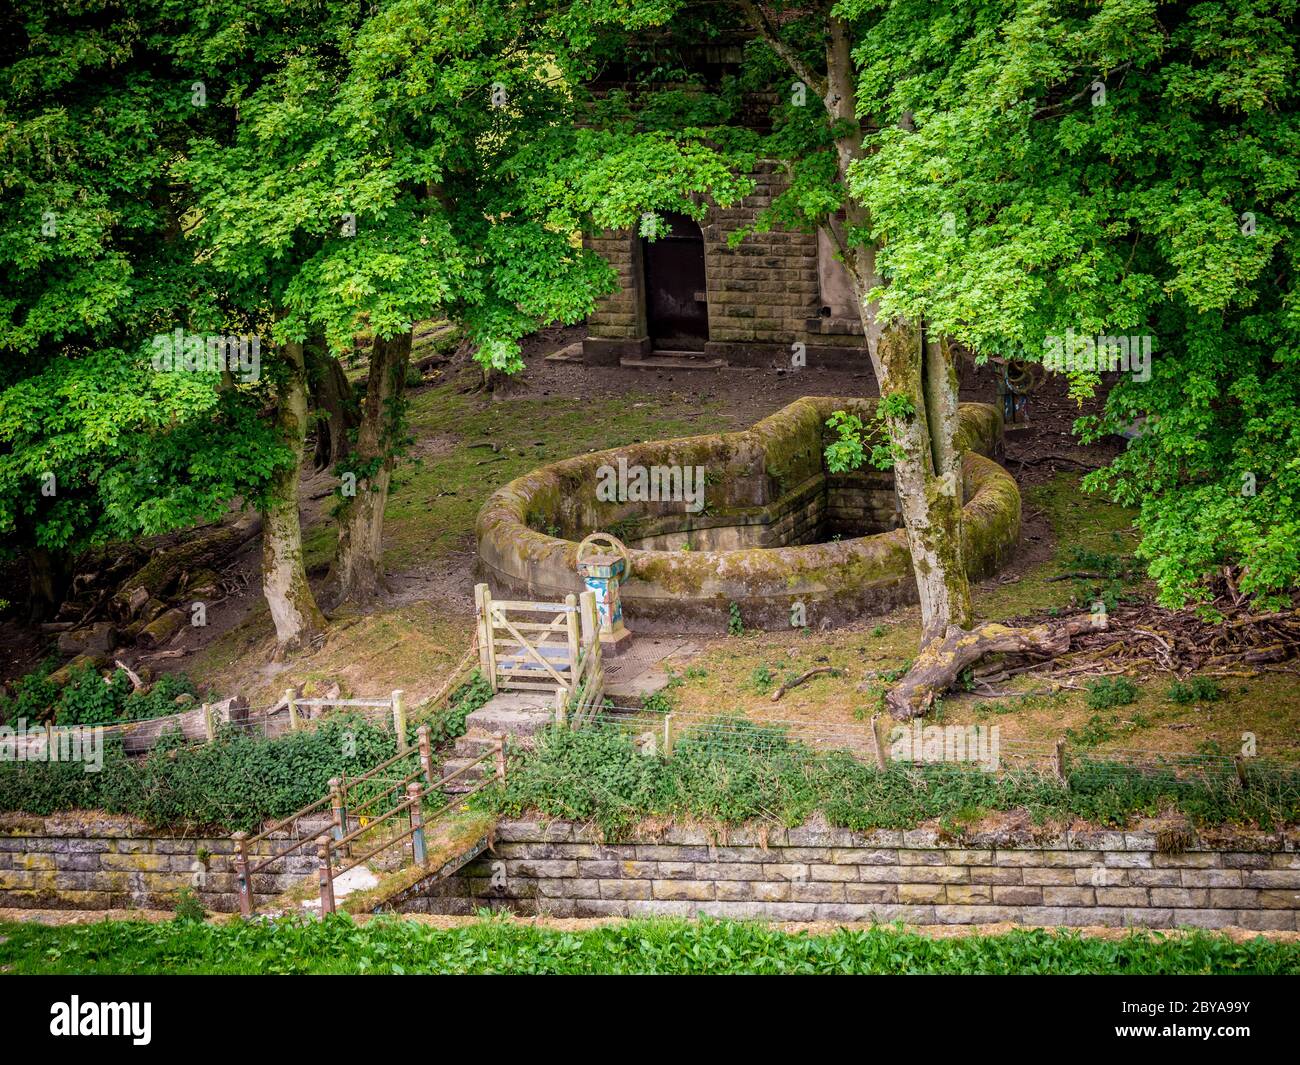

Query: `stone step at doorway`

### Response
(620, 350, 728, 371)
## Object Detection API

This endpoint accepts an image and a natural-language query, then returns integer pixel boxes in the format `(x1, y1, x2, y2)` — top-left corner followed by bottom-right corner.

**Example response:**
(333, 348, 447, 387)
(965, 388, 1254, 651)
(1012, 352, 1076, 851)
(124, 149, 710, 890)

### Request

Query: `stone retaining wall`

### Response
(393, 820, 1300, 931)
(0, 813, 315, 913)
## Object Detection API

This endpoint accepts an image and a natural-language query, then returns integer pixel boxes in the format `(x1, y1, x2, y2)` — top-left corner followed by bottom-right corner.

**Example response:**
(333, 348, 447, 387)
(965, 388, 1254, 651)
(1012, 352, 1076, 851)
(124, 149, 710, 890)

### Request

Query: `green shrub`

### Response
(0, 714, 399, 833)
(727, 602, 744, 637)
(483, 716, 1300, 838)
(1168, 677, 1225, 704)
(1, 660, 203, 728)
(1084, 677, 1138, 709)
(417, 672, 493, 748)
(749, 665, 774, 694)
(172, 888, 206, 923)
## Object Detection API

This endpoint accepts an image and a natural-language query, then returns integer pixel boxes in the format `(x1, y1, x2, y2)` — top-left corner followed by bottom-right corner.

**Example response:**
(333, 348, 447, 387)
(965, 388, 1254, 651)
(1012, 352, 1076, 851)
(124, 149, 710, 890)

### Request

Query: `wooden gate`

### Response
(474, 584, 605, 724)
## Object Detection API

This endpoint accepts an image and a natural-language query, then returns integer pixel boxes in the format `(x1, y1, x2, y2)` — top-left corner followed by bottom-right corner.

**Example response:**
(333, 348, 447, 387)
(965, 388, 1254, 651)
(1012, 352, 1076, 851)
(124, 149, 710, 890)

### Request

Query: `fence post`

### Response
(554, 686, 567, 728)
(1053, 739, 1068, 787)
(202, 702, 214, 742)
(417, 724, 433, 785)
(233, 831, 253, 917)
(408, 782, 427, 865)
(494, 731, 507, 785)
(392, 690, 408, 752)
(1234, 754, 1250, 791)
(869, 714, 887, 771)
(284, 688, 299, 732)
(317, 835, 336, 915)
(663, 713, 675, 758)
(329, 777, 346, 843)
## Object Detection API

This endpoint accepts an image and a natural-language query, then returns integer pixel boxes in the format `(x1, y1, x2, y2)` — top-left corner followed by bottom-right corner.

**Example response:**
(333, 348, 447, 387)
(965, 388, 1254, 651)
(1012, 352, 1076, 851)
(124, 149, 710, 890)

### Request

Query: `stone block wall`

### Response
(582, 163, 865, 366)
(394, 819, 1300, 931)
(0, 813, 316, 913)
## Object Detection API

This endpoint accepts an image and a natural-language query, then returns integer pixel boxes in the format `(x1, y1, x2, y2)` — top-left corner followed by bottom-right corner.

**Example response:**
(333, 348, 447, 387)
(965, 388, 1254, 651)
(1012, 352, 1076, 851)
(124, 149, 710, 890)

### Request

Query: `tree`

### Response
(839, 0, 1298, 703)
(0, 0, 285, 620)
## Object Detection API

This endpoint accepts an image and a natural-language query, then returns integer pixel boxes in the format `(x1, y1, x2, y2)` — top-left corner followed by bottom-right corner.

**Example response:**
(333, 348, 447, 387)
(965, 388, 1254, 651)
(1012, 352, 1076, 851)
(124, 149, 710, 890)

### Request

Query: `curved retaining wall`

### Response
(476, 397, 1021, 631)
(392, 819, 1300, 930)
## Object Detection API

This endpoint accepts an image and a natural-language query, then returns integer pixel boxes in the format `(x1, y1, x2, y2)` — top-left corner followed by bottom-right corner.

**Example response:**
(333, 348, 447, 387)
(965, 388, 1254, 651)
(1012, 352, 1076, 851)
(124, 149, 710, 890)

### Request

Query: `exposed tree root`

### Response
(885, 613, 1107, 719)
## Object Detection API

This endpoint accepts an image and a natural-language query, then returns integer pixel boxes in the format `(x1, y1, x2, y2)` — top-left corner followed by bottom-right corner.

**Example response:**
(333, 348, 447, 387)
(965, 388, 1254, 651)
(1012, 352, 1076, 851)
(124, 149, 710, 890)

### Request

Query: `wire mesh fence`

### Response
(571, 704, 1300, 792)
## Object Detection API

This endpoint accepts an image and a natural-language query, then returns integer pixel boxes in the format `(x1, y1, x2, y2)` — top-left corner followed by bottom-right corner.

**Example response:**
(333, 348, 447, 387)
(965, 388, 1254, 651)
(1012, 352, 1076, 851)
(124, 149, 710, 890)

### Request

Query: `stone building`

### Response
(579, 40, 869, 371)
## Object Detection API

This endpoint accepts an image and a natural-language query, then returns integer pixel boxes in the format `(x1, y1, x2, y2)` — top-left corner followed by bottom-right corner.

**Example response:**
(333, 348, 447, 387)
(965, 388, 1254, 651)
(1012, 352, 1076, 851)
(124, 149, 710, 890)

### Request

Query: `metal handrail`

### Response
(314, 739, 505, 914)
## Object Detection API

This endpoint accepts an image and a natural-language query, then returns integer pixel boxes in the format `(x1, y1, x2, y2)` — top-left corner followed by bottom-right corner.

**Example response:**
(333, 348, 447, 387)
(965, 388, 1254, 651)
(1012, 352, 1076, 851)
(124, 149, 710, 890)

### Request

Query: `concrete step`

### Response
(439, 757, 490, 793)
(464, 692, 556, 738)
(620, 354, 727, 371)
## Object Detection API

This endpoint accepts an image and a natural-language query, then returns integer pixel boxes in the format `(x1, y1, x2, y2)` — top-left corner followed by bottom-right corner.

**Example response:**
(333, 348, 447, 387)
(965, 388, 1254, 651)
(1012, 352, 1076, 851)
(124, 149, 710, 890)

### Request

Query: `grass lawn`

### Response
(2, 915, 1297, 975)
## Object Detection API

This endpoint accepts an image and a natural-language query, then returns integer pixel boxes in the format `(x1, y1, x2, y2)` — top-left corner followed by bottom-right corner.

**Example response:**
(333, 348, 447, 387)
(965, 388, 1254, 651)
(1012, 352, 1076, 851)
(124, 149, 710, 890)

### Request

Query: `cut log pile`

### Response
(37, 515, 261, 687)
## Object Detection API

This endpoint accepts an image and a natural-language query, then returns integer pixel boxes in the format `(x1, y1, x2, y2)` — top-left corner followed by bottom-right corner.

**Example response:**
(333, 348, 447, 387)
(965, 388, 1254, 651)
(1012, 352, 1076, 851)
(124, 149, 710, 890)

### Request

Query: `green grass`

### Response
(2, 915, 1295, 974)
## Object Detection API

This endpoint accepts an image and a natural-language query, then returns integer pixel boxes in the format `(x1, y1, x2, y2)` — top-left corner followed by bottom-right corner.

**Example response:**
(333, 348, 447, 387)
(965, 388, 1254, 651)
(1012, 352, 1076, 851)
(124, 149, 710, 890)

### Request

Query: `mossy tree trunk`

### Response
(743, 8, 977, 710)
(325, 329, 412, 607)
(262, 339, 327, 655)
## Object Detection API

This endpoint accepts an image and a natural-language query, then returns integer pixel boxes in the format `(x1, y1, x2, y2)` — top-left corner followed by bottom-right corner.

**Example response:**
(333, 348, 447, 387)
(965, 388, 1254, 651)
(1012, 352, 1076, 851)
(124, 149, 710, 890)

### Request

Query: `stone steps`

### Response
(620, 352, 727, 371)
(439, 691, 556, 793)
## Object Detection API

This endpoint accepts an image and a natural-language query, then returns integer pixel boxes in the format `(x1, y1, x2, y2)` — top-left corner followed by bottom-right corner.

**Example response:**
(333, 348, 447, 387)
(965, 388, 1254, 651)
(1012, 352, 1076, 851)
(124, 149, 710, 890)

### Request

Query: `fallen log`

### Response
(885, 613, 1109, 719)
(108, 515, 261, 625)
(137, 607, 186, 649)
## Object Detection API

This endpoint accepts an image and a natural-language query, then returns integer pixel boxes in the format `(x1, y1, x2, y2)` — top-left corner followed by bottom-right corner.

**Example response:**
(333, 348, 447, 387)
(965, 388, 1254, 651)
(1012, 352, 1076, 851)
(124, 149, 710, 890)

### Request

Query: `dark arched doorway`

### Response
(641, 212, 708, 350)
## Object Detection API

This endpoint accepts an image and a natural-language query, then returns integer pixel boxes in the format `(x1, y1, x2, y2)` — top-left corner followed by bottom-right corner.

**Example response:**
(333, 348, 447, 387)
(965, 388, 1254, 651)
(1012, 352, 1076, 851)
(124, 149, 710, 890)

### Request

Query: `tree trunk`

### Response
(874, 320, 974, 645)
(306, 335, 359, 471)
(27, 546, 72, 623)
(262, 339, 327, 654)
(821, 15, 974, 646)
(325, 329, 412, 607)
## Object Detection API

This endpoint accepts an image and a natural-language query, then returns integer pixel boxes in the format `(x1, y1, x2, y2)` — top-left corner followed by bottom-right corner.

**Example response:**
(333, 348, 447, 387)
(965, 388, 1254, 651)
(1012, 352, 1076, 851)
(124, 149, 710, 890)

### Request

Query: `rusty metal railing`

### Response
(232, 726, 505, 916)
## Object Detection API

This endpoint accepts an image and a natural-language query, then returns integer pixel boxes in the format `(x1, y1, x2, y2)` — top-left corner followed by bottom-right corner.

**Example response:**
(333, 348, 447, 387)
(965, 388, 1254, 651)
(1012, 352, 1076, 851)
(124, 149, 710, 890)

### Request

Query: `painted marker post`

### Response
(285, 688, 299, 732)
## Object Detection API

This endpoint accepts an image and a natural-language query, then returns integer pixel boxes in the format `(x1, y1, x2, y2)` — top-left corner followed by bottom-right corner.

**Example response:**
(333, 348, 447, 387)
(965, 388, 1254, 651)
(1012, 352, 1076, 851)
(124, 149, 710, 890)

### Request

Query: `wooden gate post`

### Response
(475, 584, 499, 692)
(494, 731, 507, 785)
(565, 593, 580, 700)
(329, 777, 346, 843)
(317, 835, 336, 915)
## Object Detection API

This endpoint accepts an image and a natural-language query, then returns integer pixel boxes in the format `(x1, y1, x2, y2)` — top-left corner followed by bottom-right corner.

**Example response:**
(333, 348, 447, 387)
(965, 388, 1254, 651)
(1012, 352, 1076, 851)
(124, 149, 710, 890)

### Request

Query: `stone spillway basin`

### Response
(476, 397, 1021, 632)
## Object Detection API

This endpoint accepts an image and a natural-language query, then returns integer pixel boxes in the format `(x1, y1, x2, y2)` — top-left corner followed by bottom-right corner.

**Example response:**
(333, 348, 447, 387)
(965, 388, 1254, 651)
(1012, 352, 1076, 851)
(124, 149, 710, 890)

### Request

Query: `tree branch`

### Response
(735, 0, 828, 105)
